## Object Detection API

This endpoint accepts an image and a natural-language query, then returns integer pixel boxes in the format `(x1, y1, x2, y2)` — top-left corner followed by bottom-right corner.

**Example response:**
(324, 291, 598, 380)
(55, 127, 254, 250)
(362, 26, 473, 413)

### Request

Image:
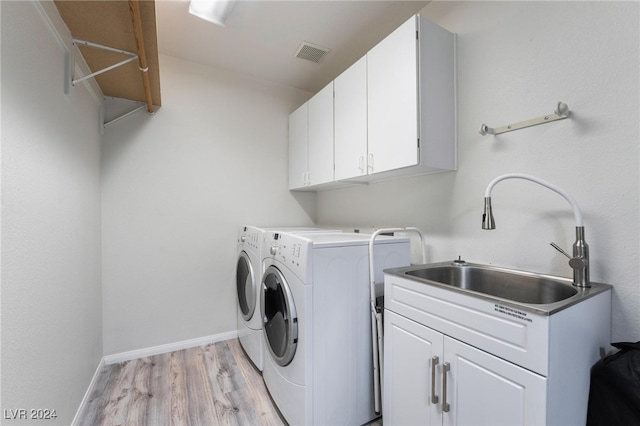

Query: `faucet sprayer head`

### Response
(482, 197, 495, 230)
(481, 173, 590, 286)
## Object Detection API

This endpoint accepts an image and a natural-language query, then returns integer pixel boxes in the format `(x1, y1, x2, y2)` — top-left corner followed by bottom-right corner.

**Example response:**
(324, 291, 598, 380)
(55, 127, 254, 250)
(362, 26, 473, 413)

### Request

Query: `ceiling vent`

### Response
(294, 41, 330, 63)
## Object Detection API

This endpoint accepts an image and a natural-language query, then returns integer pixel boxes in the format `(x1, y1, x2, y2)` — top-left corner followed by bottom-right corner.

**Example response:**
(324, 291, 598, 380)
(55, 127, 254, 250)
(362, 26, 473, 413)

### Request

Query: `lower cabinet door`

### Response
(384, 310, 443, 425)
(443, 336, 547, 426)
(384, 310, 547, 426)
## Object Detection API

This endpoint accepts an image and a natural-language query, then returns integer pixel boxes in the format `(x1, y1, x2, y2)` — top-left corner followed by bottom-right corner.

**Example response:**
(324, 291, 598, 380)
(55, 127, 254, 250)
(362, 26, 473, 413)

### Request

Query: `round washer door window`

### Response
(236, 251, 255, 321)
(261, 265, 298, 366)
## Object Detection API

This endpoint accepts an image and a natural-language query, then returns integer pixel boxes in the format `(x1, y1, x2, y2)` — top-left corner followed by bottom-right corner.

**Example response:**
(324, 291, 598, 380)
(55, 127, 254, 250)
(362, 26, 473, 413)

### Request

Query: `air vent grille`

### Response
(294, 41, 330, 63)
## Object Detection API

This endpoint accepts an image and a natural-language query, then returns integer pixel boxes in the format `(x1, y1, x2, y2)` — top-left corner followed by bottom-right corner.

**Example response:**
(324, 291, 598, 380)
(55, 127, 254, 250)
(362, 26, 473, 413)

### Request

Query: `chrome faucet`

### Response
(482, 173, 590, 287)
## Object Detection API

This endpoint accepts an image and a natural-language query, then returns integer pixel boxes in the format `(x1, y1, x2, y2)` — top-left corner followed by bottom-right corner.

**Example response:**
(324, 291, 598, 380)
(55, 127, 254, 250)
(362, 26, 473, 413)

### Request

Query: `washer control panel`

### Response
(263, 231, 311, 282)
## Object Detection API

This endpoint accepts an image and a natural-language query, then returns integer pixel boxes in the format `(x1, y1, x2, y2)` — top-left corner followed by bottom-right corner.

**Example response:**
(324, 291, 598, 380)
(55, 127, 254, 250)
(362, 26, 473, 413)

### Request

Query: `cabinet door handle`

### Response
(358, 156, 365, 173)
(368, 153, 374, 172)
(431, 356, 439, 404)
(442, 362, 451, 413)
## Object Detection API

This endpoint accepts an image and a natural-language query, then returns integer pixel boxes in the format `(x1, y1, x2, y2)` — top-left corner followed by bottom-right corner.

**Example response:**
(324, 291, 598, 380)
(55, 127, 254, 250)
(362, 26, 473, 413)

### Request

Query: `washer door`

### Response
(236, 251, 255, 321)
(261, 265, 298, 366)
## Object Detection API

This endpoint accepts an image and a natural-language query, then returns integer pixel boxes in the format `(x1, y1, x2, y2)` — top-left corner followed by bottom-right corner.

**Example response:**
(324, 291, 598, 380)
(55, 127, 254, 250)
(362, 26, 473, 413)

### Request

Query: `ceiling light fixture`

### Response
(189, 0, 236, 27)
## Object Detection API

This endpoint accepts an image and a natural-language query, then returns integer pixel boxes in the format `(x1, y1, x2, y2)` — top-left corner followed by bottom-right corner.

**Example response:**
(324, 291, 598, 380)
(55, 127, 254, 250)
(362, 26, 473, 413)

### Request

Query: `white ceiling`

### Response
(155, 0, 430, 94)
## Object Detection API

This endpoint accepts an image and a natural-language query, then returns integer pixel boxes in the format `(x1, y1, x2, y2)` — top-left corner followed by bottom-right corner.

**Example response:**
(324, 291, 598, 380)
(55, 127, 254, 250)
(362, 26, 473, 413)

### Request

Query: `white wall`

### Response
(317, 1, 640, 342)
(1, 2, 103, 424)
(101, 55, 314, 355)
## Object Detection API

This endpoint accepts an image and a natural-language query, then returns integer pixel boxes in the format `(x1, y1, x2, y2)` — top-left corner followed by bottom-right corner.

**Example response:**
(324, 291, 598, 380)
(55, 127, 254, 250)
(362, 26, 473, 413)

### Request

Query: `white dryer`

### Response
(236, 226, 340, 371)
(260, 231, 411, 425)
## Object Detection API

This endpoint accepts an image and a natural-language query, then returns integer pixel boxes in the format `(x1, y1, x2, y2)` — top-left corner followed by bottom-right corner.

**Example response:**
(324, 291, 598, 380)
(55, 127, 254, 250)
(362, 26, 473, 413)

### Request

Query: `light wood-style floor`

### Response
(77, 339, 285, 425)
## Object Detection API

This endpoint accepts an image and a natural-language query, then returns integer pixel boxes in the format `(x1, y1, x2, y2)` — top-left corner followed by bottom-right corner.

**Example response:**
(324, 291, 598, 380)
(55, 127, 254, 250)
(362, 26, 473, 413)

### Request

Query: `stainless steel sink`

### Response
(405, 265, 578, 304)
(385, 261, 611, 315)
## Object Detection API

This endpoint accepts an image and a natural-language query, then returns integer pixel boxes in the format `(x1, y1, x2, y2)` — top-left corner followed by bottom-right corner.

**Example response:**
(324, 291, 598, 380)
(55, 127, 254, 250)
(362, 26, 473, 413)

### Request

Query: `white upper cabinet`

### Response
(367, 14, 456, 179)
(288, 82, 334, 190)
(367, 16, 419, 174)
(288, 102, 308, 190)
(307, 82, 335, 186)
(288, 14, 456, 190)
(334, 56, 368, 181)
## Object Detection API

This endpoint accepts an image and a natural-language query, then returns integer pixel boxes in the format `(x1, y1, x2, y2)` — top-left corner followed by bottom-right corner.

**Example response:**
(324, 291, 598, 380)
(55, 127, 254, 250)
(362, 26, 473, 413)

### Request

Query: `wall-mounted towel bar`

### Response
(479, 102, 570, 136)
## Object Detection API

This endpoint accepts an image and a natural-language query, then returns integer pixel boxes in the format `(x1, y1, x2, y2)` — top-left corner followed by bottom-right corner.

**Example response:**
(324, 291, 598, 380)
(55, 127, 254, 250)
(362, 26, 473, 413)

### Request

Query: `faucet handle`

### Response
(550, 242, 571, 259)
(550, 242, 587, 269)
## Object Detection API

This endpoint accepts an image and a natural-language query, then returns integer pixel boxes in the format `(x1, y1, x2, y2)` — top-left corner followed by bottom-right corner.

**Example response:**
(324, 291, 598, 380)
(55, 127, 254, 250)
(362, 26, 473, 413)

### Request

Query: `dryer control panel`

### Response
(238, 226, 261, 251)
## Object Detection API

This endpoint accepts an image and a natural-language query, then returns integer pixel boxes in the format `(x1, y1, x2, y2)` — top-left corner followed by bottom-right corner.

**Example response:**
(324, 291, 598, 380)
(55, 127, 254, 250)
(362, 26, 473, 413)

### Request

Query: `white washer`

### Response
(236, 226, 340, 371)
(260, 231, 411, 425)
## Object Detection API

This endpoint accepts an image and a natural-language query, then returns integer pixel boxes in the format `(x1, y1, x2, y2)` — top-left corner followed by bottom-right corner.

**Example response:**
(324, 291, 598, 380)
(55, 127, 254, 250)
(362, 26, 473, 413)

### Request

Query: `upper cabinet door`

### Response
(307, 82, 335, 186)
(367, 16, 419, 175)
(288, 102, 308, 190)
(334, 56, 368, 181)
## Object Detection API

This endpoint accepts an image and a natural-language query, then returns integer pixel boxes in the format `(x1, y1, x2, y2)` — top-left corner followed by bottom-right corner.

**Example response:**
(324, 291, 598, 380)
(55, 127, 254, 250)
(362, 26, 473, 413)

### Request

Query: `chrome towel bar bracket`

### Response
(479, 101, 570, 136)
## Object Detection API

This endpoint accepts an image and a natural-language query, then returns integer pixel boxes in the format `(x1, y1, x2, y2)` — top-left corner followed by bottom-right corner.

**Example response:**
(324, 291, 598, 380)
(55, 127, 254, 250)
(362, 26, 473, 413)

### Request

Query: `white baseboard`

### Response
(103, 330, 239, 365)
(71, 357, 105, 426)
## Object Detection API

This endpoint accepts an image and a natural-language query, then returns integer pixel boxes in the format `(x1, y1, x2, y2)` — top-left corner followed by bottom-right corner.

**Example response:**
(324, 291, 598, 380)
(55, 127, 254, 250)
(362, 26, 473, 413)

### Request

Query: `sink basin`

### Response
(385, 261, 612, 315)
(404, 264, 578, 304)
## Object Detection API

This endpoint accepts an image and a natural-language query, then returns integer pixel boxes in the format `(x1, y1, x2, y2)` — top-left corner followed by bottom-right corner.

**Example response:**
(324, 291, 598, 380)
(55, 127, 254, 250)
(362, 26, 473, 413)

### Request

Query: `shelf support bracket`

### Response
(65, 38, 139, 92)
(479, 102, 570, 136)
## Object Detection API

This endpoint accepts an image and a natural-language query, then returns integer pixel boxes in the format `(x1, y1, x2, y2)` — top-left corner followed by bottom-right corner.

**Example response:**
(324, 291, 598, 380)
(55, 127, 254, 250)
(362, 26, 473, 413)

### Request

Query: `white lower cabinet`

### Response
(384, 311, 546, 425)
(384, 270, 612, 425)
(384, 310, 442, 425)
